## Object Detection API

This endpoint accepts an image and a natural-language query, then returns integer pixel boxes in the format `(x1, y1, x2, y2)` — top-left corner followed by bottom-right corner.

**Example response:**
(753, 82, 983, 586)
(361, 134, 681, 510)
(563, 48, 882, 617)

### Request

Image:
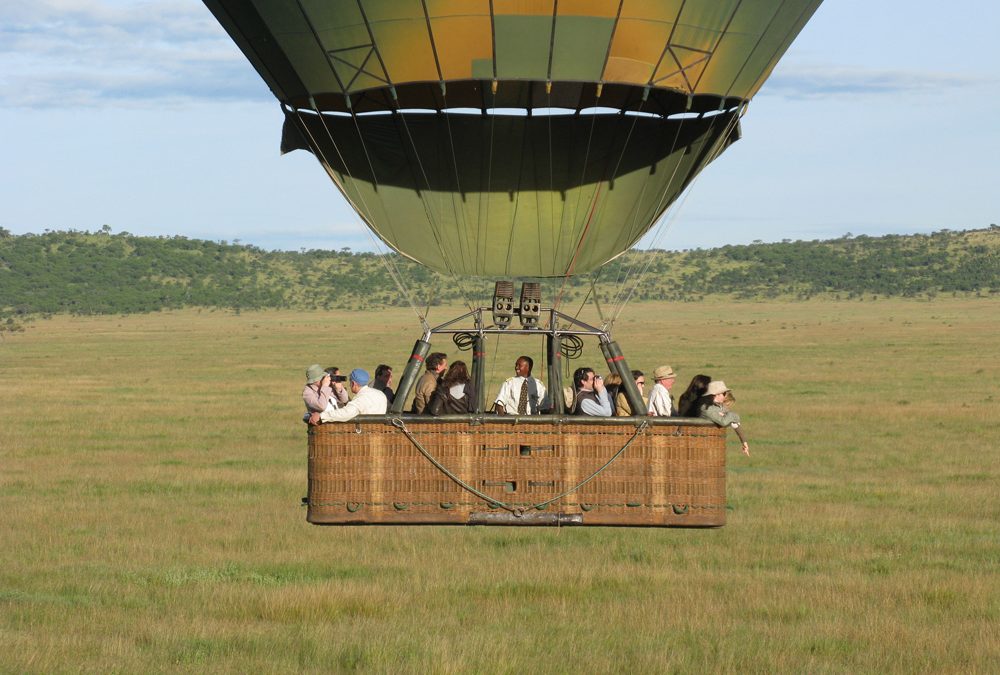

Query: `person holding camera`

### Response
(323, 366, 350, 406)
(302, 364, 350, 422)
(302, 364, 332, 412)
(309, 369, 388, 424)
(570, 367, 612, 416)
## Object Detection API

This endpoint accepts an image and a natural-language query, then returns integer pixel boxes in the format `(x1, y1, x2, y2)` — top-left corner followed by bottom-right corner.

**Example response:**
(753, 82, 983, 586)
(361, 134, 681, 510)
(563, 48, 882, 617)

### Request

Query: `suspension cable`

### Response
(606, 107, 693, 316)
(391, 108, 482, 318)
(284, 0, 427, 328)
(609, 106, 746, 323)
(440, 100, 478, 313)
(606, 0, 799, 323)
(292, 106, 426, 329)
(552, 103, 600, 314)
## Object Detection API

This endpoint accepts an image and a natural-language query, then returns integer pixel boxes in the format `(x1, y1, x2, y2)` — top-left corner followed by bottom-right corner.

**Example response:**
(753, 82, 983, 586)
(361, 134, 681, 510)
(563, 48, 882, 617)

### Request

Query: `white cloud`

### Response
(5, 2, 996, 110)
(0, 0, 266, 108)
(763, 65, 990, 100)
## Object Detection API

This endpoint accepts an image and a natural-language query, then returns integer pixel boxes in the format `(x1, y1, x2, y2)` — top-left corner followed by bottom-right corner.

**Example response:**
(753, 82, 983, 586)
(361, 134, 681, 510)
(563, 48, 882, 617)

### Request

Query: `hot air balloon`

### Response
(204, 0, 822, 526)
(205, 0, 821, 277)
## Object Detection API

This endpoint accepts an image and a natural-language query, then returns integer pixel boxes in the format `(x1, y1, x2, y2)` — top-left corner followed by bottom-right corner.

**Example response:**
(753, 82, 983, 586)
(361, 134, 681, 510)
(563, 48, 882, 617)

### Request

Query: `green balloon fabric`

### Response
(205, 0, 822, 277)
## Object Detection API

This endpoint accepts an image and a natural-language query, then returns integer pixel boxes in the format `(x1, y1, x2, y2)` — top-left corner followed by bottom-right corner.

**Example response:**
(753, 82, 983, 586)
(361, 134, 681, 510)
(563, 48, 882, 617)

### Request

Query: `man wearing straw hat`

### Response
(647, 365, 677, 416)
(309, 369, 387, 424)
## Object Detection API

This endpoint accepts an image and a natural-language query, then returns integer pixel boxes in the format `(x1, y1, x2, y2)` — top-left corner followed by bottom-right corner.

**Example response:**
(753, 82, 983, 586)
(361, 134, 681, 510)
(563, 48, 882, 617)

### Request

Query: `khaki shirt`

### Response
(411, 371, 439, 414)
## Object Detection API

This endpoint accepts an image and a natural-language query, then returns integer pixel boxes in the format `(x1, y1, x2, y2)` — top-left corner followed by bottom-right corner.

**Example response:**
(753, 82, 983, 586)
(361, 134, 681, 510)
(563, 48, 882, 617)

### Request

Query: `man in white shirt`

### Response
(647, 365, 677, 416)
(494, 356, 547, 415)
(309, 368, 388, 424)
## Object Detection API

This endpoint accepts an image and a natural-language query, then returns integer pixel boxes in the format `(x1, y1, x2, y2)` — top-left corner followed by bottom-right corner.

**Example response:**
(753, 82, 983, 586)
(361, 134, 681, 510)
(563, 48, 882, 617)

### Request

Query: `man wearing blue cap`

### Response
(308, 368, 388, 424)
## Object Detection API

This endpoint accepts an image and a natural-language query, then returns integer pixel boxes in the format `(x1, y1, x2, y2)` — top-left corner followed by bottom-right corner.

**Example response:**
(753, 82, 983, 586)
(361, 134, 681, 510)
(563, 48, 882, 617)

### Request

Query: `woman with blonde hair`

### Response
(615, 370, 647, 416)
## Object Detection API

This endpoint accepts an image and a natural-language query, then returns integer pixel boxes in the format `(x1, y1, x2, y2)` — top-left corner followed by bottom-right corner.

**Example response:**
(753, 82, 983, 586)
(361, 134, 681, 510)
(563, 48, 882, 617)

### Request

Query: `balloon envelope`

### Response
(205, 0, 822, 277)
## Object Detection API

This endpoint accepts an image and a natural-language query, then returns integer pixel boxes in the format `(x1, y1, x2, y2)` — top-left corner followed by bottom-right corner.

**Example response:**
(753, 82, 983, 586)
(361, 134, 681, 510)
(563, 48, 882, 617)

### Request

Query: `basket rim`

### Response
(311, 414, 719, 429)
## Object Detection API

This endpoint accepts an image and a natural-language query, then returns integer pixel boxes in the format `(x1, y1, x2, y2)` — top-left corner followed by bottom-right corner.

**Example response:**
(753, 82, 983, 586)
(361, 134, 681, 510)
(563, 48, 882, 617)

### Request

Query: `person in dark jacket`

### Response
(371, 363, 395, 405)
(677, 373, 711, 417)
(428, 360, 476, 415)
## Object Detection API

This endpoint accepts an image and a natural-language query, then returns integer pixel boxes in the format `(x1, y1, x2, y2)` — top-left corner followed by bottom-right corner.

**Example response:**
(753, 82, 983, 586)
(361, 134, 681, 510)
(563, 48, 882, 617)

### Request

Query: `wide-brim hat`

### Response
(653, 365, 676, 380)
(706, 380, 730, 396)
(305, 363, 325, 384)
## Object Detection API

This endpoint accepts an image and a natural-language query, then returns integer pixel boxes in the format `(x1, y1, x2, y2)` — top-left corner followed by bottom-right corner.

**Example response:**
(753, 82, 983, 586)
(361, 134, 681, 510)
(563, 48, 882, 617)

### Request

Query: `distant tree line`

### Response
(0, 226, 997, 327)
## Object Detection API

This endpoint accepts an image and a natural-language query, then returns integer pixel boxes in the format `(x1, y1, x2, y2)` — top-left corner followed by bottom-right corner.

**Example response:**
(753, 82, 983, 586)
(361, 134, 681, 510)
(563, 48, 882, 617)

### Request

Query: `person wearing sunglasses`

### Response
(615, 370, 647, 416)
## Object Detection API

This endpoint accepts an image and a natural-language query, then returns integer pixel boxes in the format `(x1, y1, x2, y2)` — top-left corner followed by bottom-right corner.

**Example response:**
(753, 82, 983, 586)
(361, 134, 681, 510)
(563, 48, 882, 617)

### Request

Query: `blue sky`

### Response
(1, 1, 996, 254)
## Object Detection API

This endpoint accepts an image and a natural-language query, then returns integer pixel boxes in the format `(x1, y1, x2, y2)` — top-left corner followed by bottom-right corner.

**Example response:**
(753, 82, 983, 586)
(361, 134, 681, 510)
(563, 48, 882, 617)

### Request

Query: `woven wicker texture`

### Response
(308, 418, 726, 527)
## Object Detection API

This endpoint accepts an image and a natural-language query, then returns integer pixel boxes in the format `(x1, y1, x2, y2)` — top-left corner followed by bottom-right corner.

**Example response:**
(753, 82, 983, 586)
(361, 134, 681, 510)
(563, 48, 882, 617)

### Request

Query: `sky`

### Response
(1, 0, 997, 254)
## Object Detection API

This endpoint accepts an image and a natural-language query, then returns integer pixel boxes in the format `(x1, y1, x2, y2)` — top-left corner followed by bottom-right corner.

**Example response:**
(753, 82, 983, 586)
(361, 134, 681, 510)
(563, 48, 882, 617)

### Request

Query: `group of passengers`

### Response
(302, 354, 749, 455)
(302, 364, 390, 425)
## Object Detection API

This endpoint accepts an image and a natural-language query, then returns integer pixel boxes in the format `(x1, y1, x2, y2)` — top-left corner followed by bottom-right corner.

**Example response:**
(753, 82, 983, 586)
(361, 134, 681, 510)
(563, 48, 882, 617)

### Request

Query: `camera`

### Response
(330, 375, 347, 382)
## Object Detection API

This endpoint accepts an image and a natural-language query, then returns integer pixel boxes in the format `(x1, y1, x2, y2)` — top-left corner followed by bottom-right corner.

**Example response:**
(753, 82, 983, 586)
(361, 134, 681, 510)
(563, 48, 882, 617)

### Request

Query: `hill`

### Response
(0, 226, 996, 326)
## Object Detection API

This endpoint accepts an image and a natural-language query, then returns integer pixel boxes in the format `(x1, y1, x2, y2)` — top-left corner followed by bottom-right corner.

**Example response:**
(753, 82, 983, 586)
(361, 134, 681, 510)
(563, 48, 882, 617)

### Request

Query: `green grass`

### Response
(1, 299, 998, 672)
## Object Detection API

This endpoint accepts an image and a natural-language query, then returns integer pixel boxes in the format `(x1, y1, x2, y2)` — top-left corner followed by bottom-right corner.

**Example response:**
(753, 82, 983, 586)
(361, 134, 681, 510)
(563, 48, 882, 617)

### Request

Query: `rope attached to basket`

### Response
(528, 419, 649, 510)
(389, 417, 650, 517)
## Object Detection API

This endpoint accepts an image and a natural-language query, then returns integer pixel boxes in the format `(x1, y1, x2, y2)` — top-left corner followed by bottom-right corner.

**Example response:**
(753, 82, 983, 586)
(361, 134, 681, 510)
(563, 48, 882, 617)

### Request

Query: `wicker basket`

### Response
(307, 415, 727, 527)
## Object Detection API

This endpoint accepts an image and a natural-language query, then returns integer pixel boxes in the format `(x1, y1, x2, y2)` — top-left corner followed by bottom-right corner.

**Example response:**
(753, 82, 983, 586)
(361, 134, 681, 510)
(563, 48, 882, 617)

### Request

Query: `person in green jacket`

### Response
(699, 381, 750, 456)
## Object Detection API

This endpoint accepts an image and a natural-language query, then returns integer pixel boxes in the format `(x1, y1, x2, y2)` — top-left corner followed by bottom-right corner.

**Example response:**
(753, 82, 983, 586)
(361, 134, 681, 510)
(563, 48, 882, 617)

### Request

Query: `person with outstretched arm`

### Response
(698, 380, 750, 456)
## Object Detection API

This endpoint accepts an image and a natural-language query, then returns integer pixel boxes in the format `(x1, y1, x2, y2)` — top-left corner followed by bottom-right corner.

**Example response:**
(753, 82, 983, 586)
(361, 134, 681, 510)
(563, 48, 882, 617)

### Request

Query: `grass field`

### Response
(1, 298, 998, 673)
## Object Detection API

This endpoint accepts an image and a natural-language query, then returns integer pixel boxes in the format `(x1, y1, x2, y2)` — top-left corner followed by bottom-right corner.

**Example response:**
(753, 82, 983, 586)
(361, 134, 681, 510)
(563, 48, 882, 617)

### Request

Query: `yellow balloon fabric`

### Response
(206, 0, 822, 276)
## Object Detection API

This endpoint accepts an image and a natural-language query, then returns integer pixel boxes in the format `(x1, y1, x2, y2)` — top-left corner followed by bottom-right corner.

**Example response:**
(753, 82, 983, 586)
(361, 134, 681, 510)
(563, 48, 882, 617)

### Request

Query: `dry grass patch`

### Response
(1, 299, 998, 672)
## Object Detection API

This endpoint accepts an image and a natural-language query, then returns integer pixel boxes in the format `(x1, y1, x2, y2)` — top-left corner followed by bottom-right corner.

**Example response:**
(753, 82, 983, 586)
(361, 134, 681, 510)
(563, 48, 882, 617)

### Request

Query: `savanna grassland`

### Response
(1, 298, 998, 673)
